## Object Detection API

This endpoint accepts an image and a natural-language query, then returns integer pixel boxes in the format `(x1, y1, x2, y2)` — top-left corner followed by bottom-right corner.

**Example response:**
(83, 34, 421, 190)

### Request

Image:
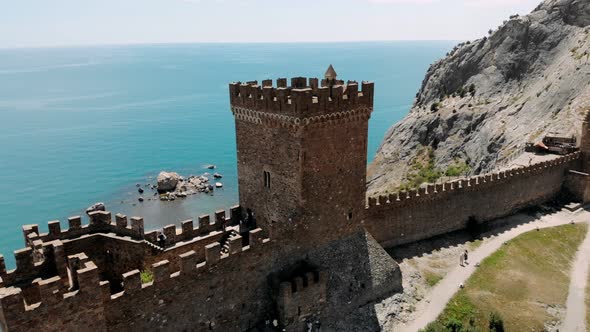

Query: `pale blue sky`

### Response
(1, 0, 541, 48)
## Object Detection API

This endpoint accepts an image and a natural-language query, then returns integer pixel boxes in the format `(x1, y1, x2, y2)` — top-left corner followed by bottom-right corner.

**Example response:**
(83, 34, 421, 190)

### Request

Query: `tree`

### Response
(468, 84, 476, 96)
(489, 312, 505, 332)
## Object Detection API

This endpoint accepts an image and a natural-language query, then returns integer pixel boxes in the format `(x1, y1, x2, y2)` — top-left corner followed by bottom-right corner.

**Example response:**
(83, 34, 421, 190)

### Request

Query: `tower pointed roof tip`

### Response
(325, 64, 337, 80)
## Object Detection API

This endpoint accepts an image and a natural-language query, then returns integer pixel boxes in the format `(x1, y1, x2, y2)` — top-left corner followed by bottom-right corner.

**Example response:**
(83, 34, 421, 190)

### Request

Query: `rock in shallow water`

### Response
(157, 171, 180, 192)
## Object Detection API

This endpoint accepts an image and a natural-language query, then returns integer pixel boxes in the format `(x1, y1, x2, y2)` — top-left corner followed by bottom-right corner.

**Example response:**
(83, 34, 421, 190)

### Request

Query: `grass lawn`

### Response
(423, 223, 588, 332)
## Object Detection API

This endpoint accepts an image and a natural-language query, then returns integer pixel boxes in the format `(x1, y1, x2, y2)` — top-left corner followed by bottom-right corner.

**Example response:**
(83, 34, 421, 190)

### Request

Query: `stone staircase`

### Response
(143, 240, 165, 253)
(220, 229, 240, 254)
(565, 202, 583, 212)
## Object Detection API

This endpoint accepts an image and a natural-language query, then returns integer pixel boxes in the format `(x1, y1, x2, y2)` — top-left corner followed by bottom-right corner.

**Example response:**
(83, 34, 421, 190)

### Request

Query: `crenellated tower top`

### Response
(229, 71, 374, 125)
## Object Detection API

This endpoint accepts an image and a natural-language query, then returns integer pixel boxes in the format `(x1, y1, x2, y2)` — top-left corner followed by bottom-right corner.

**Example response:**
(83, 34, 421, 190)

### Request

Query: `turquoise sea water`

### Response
(0, 42, 454, 267)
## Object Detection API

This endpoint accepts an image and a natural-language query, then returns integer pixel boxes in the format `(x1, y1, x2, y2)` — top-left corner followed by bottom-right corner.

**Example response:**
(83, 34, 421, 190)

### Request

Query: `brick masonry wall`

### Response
(62, 234, 148, 292)
(103, 229, 400, 332)
(0, 261, 108, 332)
(235, 119, 304, 234)
(104, 237, 273, 332)
(365, 153, 581, 248)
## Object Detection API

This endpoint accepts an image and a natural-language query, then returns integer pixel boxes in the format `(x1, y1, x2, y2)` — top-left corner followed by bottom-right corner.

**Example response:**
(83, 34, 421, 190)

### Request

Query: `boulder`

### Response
(157, 171, 180, 192)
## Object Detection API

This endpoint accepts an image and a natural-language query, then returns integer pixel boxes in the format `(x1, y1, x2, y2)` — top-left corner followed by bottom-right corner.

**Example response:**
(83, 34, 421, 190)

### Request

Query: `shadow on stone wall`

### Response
(385, 202, 569, 262)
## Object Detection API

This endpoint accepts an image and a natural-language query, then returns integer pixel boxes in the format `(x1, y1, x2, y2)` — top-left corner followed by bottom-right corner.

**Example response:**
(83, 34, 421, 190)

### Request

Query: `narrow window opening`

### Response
(301, 151, 306, 162)
(263, 171, 271, 189)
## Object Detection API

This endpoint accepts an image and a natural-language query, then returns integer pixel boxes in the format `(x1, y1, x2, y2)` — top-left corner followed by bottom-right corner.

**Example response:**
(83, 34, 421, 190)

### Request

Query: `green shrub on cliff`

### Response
(431, 102, 441, 112)
(398, 147, 443, 190)
(445, 161, 470, 177)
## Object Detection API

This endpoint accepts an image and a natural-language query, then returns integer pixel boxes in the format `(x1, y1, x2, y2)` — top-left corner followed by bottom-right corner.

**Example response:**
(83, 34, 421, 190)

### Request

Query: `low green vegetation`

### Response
(488, 312, 505, 332)
(398, 147, 470, 191)
(424, 270, 444, 287)
(570, 45, 589, 60)
(140, 270, 154, 284)
(453, 84, 477, 98)
(467, 239, 483, 251)
(445, 161, 470, 177)
(431, 102, 441, 112)
(398, 147, 440, 191)
(421, 223, 588, 332)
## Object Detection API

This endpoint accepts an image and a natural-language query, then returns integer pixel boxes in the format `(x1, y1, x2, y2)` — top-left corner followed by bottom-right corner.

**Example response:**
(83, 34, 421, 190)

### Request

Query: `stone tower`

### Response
(229, 66, 374, 250)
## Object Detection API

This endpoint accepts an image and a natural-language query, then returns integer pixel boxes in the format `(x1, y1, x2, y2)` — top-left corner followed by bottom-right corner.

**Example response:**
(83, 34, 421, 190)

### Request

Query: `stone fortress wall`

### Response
(365, 152, 583, 247)
(0, 205, 279, 331)
(0, 70, 589, 332)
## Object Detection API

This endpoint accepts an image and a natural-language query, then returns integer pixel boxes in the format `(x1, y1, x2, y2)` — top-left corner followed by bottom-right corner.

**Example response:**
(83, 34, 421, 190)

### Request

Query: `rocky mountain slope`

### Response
(367, 0, 590, 196)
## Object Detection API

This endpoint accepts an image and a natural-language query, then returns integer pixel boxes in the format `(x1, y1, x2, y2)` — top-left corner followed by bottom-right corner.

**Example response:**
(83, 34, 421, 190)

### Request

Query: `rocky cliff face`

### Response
(367, 0, 590, 196)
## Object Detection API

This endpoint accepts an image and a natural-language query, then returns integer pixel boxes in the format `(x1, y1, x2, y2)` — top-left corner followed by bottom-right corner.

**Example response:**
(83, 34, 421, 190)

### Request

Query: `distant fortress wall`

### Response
(365, 152, 582, 248)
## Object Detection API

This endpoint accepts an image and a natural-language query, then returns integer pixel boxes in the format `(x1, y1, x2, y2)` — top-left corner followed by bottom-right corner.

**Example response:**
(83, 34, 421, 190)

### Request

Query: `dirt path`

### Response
(561, 218, 590, 332)
(396, 208, 588, 332)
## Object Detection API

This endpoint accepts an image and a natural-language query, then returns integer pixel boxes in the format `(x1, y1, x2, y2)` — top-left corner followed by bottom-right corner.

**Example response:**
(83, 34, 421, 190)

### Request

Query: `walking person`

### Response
(158, 231, 167, 249)
(463, 249, 469, 265)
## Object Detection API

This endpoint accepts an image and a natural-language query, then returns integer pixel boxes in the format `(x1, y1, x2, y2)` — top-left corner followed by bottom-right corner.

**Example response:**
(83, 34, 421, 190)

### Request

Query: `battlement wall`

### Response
(22, 212, 145, 251)
(277, 271, 327, 327)
(0, 228, 271, 331)
(142, 205, 242, 247)
(22, 205, 242, 250)
(104, 227, 271, 331)
(7, 206, 243, 291)
(365, 153, 582, 247)
(229, 78, 374, 119)
(0, 260, 107, 331)
(0, 239, 67, 290)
